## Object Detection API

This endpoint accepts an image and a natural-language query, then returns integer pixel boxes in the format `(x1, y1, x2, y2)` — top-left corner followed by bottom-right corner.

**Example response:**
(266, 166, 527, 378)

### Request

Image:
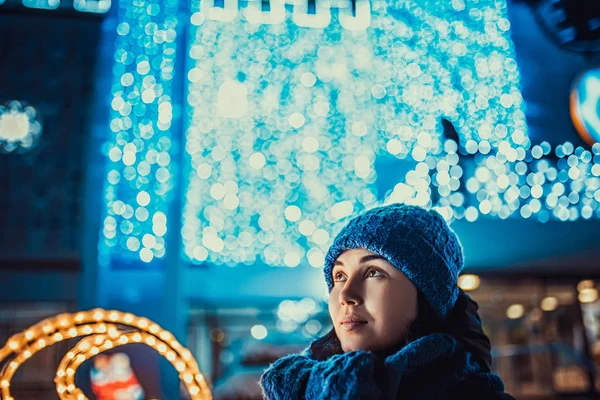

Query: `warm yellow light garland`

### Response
(0, 309, 212, 400)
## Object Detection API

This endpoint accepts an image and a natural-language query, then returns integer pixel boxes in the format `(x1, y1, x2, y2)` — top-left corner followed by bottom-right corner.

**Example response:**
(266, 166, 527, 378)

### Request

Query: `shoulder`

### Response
(394, 345, 512, 400)
(260, 349, 316, 399)
(263, 348, 314, 374)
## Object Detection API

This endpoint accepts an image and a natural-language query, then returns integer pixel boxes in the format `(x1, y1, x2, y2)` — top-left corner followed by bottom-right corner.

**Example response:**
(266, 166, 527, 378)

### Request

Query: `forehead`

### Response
(337, 248, 374, 258)
(334, 248, 386, 266)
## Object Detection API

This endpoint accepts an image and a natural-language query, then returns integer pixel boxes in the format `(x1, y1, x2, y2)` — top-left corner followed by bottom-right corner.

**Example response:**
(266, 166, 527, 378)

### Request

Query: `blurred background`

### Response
(2, 0, 600, 398)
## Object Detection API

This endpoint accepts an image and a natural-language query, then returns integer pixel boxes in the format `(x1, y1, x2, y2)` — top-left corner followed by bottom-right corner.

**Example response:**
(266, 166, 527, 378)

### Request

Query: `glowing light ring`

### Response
(55, 334, 117, 400)
(55, 333, 201, 400)
(0, 309, 212, 400)
(0, 325, 121, 400)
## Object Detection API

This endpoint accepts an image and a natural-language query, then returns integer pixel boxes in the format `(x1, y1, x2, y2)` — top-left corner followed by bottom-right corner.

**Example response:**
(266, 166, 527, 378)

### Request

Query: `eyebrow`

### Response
(334, 254, 387, 267)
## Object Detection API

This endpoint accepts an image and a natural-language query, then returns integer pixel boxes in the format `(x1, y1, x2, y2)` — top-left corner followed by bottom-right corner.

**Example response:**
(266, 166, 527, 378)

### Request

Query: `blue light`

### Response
(22, 0, 59, 9)
(73, 0, 111, 13)
(438, 141, 600, 222)
(0, 101, 42, 153)
(98, 0, 180, 266)
(181, 0, 528, 267)
(571, 67, 600, 146)
(98, 0, 600, 272)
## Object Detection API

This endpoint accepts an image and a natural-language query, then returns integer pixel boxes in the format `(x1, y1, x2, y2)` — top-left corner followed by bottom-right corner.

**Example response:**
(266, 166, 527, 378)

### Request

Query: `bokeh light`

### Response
(100, 0, 600, 270)
(250, 324, 268, 340)
(506, 303, 524, 319)
(579, 288, 599, 304)
(0, 101, 42, 153)
(540, 296, 557, 312)
(441, 141, 600, 222)
(74, 0, 111, 13)
(22, 0, 59, 9)
(458, 274, 480, 291)
(181, 0, 528, 267)
(275, 298, 321, 334)
(98, 0, 180, 266)
(571, 66, 600, 146)
(578, 279, 595, 292)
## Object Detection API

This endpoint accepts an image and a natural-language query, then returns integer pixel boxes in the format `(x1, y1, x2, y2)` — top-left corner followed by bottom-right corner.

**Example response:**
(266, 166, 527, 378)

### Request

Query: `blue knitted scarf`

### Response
(260, 333, 506, 400)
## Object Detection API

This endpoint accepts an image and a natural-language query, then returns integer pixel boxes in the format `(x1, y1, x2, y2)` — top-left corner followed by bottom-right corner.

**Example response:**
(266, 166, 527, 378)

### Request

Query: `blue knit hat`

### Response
(323, 204, 464, 320)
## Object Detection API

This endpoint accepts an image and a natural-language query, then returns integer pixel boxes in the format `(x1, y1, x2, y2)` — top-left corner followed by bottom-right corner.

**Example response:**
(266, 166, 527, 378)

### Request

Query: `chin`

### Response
(340, 339, 371, 352)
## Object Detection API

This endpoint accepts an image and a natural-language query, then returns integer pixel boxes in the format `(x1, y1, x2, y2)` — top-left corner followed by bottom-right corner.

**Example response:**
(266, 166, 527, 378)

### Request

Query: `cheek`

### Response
(328, 290, 339, 321)
(367, 286, 416, 330)
(363, 288, 388, 322)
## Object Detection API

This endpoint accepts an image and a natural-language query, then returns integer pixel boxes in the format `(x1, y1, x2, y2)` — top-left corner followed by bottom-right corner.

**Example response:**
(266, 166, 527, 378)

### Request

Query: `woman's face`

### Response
(328, 248, 418, 352)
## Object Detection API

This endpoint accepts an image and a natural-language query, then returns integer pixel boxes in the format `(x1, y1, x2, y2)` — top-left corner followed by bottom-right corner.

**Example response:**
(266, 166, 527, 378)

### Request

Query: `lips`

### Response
(340, 318, 368, 331)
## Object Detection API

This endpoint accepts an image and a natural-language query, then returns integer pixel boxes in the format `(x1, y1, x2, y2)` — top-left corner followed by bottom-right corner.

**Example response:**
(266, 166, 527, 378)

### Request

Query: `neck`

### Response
(371, 337, 408, 359)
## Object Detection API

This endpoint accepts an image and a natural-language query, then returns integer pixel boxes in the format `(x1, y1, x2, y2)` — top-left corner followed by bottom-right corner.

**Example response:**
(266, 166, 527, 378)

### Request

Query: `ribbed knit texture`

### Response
(323, 204, 464, 320)
(260, 334, 507, 400)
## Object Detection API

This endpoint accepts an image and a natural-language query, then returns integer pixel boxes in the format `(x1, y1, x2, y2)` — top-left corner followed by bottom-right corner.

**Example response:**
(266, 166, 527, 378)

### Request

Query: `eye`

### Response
(333, 271, 346, 282)
(366, 268, 384, 278)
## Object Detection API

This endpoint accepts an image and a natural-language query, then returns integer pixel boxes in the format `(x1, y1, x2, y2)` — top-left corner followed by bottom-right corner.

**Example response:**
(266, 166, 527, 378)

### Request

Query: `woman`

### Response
(260, 204, 515, 399)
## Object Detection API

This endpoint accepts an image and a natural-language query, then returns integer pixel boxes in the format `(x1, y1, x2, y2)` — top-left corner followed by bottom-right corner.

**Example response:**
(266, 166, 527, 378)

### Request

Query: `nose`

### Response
(339, 277, 363, 306)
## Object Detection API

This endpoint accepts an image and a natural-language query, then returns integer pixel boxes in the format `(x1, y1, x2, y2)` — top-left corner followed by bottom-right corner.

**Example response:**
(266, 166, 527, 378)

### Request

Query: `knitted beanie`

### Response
(323, 204, 464, 320)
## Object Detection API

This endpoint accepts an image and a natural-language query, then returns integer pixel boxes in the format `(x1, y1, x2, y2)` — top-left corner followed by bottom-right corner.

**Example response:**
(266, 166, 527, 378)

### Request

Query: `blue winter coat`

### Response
(260, 333, 515, 400)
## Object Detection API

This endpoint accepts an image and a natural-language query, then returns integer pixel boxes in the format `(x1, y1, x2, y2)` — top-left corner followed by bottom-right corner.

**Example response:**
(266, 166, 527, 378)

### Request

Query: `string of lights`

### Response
(0, 0, 111, 12)
(180, 0, 527, 268)
(100, 0, 600, 271)
(429, 140, 600, 222)
(0, 309, 212, 400)
(99, 0, 181, 267)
